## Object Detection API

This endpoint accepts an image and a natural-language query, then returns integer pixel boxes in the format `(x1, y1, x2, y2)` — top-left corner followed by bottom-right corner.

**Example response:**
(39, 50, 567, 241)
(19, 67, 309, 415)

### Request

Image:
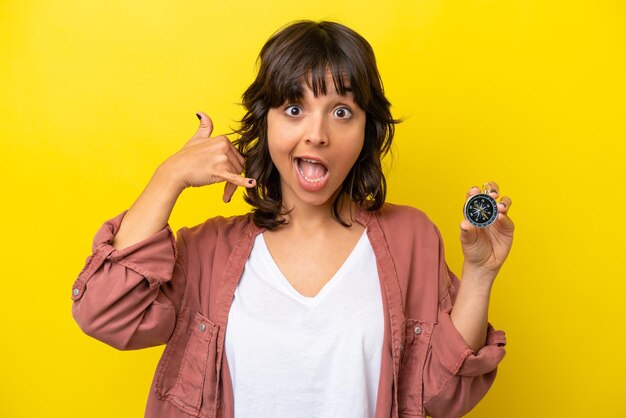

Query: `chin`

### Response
(284, 182, 343, 210)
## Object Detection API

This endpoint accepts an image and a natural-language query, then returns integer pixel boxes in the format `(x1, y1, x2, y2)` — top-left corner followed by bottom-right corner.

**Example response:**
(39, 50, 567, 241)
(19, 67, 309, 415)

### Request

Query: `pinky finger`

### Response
(223, 182, 237, 203)
(498, 196, 513, 214)
(220, 173, 256, 203)
(221, 171, 256, 188)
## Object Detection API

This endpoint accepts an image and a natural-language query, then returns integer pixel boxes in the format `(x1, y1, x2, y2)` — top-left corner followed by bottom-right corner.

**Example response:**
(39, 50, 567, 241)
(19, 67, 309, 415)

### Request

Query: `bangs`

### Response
(269, 60, 353, 106)
(260, 24, 372, 108)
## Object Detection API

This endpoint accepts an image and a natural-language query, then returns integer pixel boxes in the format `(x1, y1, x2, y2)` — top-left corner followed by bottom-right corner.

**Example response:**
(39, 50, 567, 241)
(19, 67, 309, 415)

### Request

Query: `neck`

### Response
(280, 196, 357, 232)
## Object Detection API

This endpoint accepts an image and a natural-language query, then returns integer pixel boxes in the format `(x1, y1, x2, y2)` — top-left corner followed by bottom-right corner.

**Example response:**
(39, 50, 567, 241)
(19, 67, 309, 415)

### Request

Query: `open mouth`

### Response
(296, 158, 329, 183)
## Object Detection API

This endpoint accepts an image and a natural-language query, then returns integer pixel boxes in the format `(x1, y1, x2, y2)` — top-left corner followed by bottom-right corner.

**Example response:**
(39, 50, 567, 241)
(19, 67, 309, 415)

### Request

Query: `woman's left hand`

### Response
(460, 182, 515, 280)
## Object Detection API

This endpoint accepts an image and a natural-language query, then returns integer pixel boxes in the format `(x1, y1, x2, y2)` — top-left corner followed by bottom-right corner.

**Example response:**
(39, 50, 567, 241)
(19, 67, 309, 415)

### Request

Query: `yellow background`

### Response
(1, 1, 624, 417)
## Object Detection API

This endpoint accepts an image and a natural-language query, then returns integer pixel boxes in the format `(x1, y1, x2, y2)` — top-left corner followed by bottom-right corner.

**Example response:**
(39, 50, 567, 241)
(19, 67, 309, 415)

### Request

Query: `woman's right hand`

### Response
(158, 111, 256, 202)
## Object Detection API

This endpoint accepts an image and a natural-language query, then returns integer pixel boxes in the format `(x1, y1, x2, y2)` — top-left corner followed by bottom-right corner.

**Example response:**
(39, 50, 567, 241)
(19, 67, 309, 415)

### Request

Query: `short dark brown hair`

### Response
(234, 20, 398, 229)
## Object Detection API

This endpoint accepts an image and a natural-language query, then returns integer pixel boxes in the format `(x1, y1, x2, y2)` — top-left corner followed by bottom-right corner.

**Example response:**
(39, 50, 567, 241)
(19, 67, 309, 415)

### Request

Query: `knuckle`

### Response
(217, 140, 230, 152)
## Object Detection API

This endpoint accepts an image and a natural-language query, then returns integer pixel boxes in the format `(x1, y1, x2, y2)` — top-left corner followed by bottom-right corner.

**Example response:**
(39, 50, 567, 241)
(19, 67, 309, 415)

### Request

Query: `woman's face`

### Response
(266, 73, 366, 212)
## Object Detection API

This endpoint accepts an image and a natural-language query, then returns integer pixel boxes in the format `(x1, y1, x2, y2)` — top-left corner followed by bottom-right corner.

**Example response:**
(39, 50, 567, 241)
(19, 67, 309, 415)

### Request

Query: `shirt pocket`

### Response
(398, 319, 434, 418)
(154, 307, 219, 418)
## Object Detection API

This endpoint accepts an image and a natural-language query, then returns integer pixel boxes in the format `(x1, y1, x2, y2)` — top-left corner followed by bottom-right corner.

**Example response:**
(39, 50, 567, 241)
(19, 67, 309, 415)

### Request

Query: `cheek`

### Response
(266, 113, 290, 163)
(343, 126, 366, 162)
(347, 142, 365, 170)
(267, 133, 292, 165)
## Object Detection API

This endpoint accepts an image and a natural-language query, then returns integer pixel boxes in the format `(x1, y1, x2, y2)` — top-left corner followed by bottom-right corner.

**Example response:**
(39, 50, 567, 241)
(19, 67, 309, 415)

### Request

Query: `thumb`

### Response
(195, 111, 214, 138)
(460, 219, 479, 246)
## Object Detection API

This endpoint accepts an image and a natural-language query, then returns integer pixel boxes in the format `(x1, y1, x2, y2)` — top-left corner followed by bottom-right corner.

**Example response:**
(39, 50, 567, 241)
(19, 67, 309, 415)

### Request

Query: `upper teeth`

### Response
(302, 158, 320, 164)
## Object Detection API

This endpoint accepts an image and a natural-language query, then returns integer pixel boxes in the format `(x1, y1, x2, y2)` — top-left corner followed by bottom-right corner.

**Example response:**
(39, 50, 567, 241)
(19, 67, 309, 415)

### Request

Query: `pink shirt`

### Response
(71, 203, 506, 418)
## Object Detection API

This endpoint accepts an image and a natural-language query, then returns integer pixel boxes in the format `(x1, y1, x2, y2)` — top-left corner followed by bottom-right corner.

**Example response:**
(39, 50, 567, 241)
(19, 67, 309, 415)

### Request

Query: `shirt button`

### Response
(72, 288, 80, 296)
(198, 323, 206, 332)
(414, 326, 422, 335)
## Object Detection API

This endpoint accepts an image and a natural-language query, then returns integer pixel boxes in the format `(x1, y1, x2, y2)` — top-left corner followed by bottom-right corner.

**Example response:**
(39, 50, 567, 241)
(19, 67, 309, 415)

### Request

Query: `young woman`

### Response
(72, 20, 514, 418)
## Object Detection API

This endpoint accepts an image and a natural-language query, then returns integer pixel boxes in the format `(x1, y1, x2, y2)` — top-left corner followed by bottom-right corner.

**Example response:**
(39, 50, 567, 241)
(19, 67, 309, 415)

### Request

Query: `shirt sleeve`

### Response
(423, 265, 507, 417)
(71, 211, 187, 350)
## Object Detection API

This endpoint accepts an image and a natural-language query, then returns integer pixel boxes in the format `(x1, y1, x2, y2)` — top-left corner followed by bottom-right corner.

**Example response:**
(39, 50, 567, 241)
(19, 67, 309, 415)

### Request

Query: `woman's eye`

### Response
(333, 107, 352, 119)
(284, 105, 302, 116)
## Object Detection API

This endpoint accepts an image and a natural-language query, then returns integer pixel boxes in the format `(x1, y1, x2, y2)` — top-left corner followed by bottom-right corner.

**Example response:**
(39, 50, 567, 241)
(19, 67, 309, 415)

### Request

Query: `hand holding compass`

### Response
(460, 182, 514, 278)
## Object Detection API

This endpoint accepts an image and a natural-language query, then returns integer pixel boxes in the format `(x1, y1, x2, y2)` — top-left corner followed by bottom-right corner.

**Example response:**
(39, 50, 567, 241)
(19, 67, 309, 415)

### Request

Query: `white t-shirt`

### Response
(225, 230, 384, 418)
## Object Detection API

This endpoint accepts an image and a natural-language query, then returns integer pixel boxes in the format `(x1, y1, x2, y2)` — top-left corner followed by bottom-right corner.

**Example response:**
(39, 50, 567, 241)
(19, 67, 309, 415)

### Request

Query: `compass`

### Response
(464, 190, 498, 228)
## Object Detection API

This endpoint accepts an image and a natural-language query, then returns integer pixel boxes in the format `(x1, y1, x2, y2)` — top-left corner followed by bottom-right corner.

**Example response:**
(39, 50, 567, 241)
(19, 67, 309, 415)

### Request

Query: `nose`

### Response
(304, 113, 328, 146)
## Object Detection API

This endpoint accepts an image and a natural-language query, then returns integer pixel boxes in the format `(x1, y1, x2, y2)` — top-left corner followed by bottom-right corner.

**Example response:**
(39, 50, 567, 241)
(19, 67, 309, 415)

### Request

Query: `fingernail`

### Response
(248, 179, 254, 185)
(196, 113, 201, 120)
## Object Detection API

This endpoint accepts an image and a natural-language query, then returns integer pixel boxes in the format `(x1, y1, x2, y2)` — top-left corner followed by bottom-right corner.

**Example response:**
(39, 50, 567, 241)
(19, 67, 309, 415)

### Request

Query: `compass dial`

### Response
(464, 193, 498, 228)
